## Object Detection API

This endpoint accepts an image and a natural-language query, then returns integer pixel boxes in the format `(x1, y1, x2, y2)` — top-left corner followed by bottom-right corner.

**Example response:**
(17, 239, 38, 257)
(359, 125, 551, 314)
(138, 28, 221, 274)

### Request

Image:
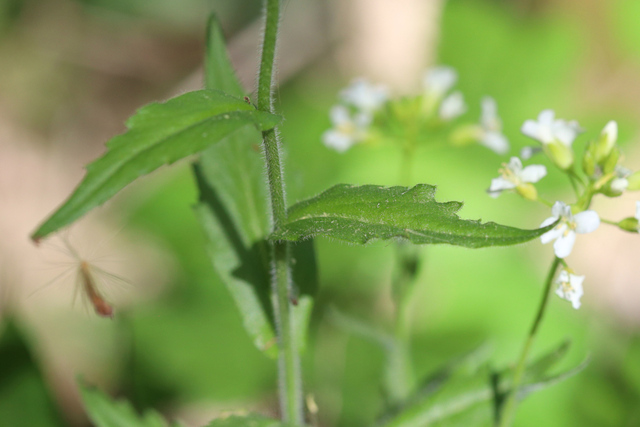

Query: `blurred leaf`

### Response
(272, 184, 554, 247)
(75, 0, 219, 29)
(291, 240, 318, 354)
(32, 89, 281, 241)
(80, 383, 182, 427)
(194, 15, 316, 358)
(521, 340, 571, 383)
(193, 179, 276, 358)
(205, 414, 296, 427)
(0, 0, 24, 35)
(330, 308, 414, 404)
(0, 319, 66, 427)
(205, 14, 245, 98)
(516, 356, 589, 400)
(408, 344, 493, 405)
(378, 343, 585, 427)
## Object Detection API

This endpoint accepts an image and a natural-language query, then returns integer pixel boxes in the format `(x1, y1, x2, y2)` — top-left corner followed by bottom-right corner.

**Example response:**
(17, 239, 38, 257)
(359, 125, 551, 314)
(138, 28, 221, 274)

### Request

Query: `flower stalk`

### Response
(257, 0, 304, 423)
(498, 256, 562, 427)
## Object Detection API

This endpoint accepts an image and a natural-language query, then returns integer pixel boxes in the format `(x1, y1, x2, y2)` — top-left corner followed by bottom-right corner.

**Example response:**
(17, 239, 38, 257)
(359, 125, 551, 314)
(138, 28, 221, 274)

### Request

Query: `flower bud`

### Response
(627, 171, 640, 191)
(603, 146, 620, 175)
(544, 141, 574, 170)
(582, 145, 596, 177)
(450, 124, 482, 147)
(515, 183, 538, 201)
(618, 217, 639, 233)
(594, 121, 618, 163)
(599, 180, 626, 198)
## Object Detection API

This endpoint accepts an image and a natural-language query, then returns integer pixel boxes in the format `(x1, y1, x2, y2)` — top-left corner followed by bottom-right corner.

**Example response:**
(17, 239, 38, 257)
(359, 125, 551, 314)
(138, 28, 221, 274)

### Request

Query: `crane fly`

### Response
(78, 260, 114, 318)
(37, 234, 126, 318)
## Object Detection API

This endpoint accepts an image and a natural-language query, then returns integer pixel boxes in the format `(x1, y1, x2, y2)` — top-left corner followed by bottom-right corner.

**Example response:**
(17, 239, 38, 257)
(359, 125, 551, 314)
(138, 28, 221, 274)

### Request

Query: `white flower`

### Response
(340, 78, 388, 113)
(555, 270, 584, 309)
(521, 110, 582, 146)
(611, 177, 629, 193)
(322, 105, 371, 152)
(477, 97, 509, 154)
(520, 146, 541, 160)
(423, 66, 458, 97)
(488, 157, 546, 198)
(439, 91, 466, 121)
(540, 201, 600, 258)
(610, 166, 632, 193)
(636, 201, 640, 221)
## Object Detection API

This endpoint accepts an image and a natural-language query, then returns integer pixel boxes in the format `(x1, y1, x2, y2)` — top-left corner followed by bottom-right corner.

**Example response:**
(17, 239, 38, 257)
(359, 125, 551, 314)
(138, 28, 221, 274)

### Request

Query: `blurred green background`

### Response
(1, 0, 640, 426)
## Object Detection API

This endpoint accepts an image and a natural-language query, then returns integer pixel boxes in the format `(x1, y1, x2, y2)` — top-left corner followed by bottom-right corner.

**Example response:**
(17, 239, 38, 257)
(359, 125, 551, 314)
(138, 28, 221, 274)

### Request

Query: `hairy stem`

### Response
(257, 0, 303, 423)
(498, 256, 562, 427)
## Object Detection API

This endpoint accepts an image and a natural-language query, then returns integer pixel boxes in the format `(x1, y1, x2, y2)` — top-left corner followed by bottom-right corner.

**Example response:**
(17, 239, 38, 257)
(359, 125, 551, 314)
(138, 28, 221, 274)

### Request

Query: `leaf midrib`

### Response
(74, 111, 257, 213)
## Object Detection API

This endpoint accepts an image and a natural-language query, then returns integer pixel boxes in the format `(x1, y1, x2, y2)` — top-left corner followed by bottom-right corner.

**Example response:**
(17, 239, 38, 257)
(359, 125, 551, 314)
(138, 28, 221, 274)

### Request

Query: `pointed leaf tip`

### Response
(31, 89, 281, 241)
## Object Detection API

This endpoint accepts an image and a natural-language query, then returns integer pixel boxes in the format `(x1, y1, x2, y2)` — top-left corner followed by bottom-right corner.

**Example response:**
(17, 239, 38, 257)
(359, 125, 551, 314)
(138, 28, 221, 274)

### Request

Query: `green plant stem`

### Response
(387, 141, 419, 403)
(257, 0, 304, 424)
(498, 256, 562, 427)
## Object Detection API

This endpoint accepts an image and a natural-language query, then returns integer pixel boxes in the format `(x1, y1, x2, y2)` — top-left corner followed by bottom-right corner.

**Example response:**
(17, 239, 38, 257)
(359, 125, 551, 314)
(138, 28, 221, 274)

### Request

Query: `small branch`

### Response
(498, 256, 561, 427)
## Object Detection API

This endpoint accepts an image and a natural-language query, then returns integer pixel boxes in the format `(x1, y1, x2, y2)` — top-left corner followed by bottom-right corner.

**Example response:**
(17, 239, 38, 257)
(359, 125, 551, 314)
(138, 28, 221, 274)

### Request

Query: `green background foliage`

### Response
(1, 0, 640, 426)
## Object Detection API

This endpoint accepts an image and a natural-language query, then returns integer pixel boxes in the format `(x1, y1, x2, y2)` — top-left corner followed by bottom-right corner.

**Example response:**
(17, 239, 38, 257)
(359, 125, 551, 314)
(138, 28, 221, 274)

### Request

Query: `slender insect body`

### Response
(79, 261, 114, 318)
(35, 235, 124, 318)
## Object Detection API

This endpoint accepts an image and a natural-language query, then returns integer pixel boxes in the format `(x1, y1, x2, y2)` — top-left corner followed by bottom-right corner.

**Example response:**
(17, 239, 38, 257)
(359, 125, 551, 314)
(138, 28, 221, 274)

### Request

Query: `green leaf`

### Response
(522, 340, 571, 383)
(329, 308, 416, 404)
(378, 343, 586, 427)
(272, 184, 555, 247)
(0, 319, 66, 427)
(205, 14, 245, 98)
(205, 414, 295, 427)
(193, 14, 316, 358)
(31, 89, 281, 241)
(79, 383, 182, 427)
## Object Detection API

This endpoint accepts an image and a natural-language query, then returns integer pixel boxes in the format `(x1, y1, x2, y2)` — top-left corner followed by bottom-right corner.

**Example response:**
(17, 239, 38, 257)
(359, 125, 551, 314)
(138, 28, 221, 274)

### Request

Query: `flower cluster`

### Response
(322, 79, 388, 152)
(322, 66, 509, 155)
(488, 112, 640, 309)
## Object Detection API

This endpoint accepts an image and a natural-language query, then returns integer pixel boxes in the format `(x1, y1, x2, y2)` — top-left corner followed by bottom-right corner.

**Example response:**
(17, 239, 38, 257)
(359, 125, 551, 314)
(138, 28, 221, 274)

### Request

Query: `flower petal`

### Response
(439, 91, 466, 120)
(520, 146, 541, 160)
(571, 296, 582, 309)
(538, 109, 555, 126)
(574, 210, 600, 234)
(521, 120, 541, 141)
(424, 66, 457, 96)
(322, 130, 353, 152)
(553, 230, 576, 258)
(569, 275, 584, 309)
(481, 132, 509, 154)
(489, 177, 516, 193)
(480, 96, 499, 130)
(553, 119, 580, 146)
(540, 216, 558, 229)
(551, 201, 566, 218)
(329, 105, 350, 126)
(520, 165, 547, 183)
(540, 223, 564, 244)
(507, 157, 523, 172)
(340, 78, 388, 112)
(636, 201, 640, 221)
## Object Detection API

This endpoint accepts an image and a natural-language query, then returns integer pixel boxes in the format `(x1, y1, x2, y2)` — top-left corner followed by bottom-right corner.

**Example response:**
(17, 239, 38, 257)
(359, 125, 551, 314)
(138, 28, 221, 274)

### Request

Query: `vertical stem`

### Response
(257, 0, 304, 424)
(386, 142, 419, 403)
(498, 256, 562, 427)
